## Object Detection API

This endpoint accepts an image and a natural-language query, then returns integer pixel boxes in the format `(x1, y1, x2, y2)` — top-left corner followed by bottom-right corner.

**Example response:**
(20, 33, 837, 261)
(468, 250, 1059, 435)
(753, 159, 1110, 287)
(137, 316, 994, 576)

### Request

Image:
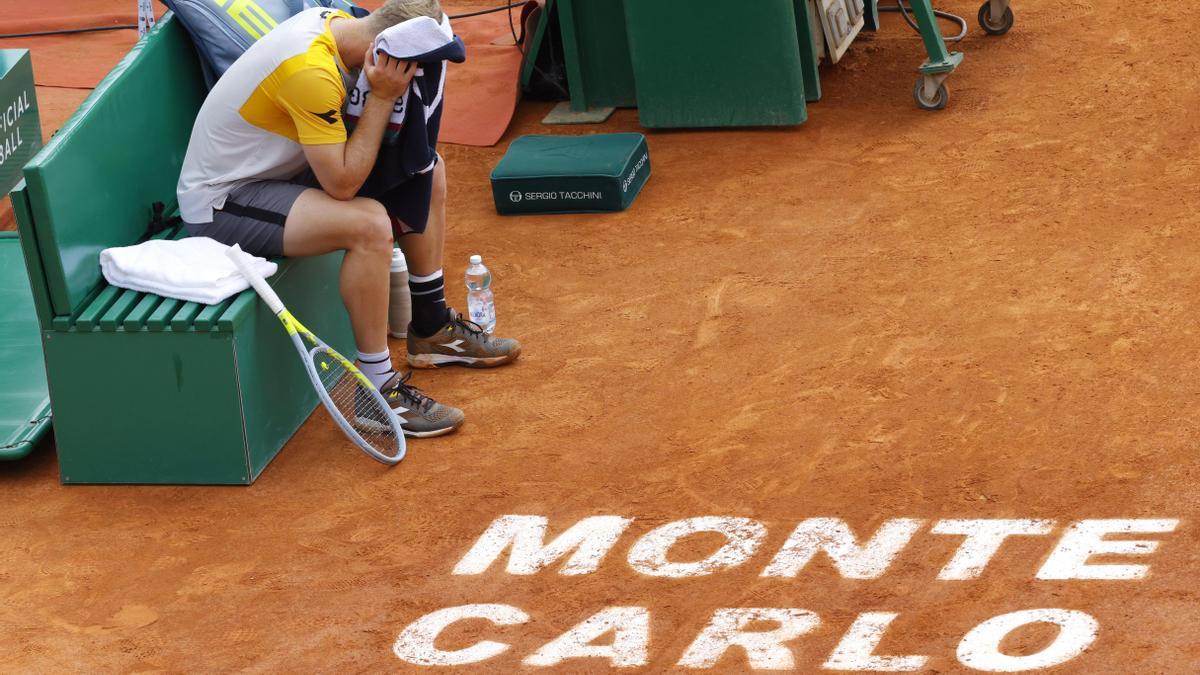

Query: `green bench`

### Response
(12, 14, 354, 484)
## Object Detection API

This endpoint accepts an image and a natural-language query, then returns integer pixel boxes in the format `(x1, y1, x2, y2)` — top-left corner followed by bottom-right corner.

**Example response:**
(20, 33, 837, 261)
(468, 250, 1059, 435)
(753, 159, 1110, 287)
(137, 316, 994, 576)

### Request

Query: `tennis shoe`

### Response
(367, 371, 464, 437)
(406, 309, 522, 369)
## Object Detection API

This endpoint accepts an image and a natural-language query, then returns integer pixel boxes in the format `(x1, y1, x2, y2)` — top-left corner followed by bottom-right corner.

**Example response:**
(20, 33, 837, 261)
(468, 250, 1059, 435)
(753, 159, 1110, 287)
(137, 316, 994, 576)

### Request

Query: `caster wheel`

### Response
(913, 78, 948, 111)
(978, 2, 1014, 35)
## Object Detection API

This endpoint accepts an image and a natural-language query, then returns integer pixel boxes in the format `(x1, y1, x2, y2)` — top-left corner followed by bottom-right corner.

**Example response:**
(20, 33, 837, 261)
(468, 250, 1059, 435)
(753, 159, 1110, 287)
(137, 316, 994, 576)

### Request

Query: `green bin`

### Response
(623, 0, 808, 128)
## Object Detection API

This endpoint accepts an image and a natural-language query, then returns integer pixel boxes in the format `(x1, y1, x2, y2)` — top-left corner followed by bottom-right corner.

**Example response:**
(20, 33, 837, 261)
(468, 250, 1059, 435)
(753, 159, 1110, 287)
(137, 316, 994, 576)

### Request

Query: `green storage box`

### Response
(490, 133, 651, 215)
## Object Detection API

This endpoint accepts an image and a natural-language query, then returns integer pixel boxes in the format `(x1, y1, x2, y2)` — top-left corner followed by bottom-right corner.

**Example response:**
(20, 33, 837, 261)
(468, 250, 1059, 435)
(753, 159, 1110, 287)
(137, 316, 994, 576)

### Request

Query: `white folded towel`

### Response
(100, 237, 278, 305)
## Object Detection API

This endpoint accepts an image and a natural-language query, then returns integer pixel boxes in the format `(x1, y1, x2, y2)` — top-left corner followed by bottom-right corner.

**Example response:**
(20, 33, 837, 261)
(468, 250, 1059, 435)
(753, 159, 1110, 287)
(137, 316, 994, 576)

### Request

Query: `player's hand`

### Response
(364, 47, 416, 101)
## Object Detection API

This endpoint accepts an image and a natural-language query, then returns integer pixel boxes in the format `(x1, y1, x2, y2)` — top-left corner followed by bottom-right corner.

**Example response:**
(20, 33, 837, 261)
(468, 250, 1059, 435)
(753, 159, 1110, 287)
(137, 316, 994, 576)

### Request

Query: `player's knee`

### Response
(351, 199, 394, 254)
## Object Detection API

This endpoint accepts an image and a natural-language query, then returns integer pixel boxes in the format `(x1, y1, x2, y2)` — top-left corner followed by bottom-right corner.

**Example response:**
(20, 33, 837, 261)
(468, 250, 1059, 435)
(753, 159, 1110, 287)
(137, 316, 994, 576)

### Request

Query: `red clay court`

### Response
(1, 0, 1197, 672)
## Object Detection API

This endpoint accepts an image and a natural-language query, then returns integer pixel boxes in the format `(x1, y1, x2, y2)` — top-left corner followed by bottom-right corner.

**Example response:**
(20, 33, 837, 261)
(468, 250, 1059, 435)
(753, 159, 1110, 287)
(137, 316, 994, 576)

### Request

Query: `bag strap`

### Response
(141, 201, 183, 242)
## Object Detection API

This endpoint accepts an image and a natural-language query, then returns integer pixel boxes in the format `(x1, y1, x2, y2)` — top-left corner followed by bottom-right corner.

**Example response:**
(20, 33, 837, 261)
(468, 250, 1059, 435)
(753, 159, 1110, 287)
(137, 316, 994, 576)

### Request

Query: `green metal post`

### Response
(907, 0, 963, 73)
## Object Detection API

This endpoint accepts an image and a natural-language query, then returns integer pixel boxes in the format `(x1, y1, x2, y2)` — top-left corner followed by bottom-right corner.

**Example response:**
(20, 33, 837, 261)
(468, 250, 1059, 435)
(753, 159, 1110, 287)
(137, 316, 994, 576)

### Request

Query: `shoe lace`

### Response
(452, 314, 490, 342)
(389, 372, 435, 414)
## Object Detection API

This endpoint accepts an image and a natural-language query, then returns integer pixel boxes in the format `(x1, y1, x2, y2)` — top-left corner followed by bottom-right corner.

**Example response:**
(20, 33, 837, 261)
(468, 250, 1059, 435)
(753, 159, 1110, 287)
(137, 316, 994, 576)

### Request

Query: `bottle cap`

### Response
(469, 254, 482, 265)
(391, 247, 407, 273)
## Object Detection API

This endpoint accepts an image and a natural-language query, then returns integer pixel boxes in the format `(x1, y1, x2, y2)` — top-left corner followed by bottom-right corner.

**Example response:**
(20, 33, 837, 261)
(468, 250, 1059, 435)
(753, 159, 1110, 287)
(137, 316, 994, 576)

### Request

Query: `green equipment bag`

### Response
(490, 133, 651, 215)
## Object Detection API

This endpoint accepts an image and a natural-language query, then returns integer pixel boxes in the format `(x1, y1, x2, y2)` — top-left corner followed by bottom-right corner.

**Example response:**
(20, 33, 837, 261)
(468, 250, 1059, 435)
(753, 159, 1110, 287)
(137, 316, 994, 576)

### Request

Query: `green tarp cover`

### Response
(490, 133, 651, 215)
(0, 232, 50, 459)
(624, 0, 808, 128)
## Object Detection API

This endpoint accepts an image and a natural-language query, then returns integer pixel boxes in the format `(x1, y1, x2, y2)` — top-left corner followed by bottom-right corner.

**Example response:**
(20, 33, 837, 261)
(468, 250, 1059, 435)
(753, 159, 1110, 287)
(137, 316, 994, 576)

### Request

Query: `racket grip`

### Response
(225, 244, 286, 315)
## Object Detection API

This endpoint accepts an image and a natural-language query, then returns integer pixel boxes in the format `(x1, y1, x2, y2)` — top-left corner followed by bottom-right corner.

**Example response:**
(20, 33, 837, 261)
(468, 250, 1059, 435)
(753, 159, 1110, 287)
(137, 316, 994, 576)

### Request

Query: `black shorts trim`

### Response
(220, 200, 288, 227)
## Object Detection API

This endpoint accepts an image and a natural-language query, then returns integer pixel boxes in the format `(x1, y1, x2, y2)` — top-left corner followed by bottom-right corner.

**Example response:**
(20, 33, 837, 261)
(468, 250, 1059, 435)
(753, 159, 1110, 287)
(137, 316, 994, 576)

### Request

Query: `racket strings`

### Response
(312, 351, 401, 460)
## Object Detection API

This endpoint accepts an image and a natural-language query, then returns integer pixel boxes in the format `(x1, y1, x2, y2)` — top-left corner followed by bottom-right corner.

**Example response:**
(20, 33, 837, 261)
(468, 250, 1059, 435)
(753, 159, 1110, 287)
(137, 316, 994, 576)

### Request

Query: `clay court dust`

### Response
(2, 0, 1199, 671)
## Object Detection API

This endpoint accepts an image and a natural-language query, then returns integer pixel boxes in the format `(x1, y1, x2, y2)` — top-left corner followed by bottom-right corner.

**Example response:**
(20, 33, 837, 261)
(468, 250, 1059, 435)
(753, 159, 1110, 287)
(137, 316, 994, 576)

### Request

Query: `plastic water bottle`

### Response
(465, 254, 496, 332)
(388, 247, 411, 339)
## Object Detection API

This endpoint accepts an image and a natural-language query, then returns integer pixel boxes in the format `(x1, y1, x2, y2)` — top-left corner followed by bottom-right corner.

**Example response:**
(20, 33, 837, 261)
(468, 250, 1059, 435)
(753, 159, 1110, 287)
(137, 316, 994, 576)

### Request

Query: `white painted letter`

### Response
(933, 519, 1056, 580)
(761, 518, 923, 579)
(823, 612, 927, 671)
(452, 515, 633, 575)
(524, 607, 649, 668)
(628, 517, 767, 578)
(957, 608, 1098, 672)
(678, 608, 820, 670)
(393, 604, 529, 666)
(1036, 519, 1178, 580)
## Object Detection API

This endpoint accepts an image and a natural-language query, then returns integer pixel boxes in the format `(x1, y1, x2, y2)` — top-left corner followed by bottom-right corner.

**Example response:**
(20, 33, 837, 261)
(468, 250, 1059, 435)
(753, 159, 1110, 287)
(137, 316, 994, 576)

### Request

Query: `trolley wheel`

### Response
(913, 78, 949, 111)
(978, 2, 1014, 35)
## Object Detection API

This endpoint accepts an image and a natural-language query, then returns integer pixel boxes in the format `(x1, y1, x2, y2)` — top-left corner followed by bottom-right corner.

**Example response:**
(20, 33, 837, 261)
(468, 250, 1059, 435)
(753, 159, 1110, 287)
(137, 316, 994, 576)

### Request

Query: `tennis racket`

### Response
(225, 245, 406, 465)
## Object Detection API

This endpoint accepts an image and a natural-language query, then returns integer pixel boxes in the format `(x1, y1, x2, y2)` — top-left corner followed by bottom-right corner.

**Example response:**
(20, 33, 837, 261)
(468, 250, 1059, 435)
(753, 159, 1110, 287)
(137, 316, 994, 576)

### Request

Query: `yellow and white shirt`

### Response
(178, 8, 351, 223)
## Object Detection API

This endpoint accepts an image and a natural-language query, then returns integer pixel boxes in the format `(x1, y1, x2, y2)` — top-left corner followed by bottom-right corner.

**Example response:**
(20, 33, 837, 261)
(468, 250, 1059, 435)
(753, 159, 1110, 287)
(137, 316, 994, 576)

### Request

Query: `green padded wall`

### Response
(624, 0, 808, 128)
(22, 14, 205, 317)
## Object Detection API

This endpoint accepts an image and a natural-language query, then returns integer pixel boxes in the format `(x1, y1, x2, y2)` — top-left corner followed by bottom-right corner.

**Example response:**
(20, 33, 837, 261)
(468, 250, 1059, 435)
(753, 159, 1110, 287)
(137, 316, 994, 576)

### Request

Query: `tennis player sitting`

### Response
(176, 0, 519, 438)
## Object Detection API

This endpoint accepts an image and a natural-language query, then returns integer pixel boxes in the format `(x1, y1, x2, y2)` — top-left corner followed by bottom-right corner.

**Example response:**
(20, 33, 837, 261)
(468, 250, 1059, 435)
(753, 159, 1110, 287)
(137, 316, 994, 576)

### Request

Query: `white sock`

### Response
(356, 349, 396, 389)
(408, 269, 444, 284)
